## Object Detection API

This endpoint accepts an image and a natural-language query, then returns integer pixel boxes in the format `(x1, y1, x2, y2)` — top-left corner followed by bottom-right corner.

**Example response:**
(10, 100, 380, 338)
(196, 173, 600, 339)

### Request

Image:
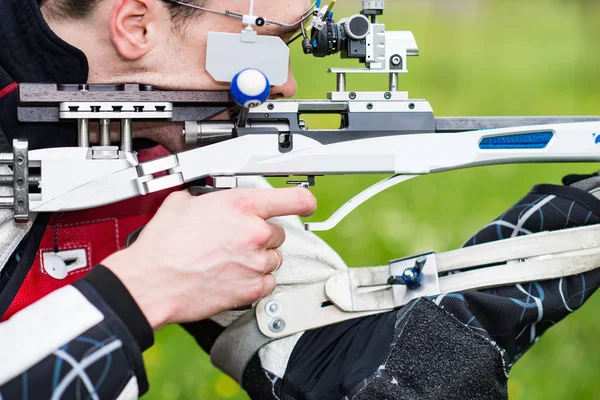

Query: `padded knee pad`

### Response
(352, 299, 508, 400)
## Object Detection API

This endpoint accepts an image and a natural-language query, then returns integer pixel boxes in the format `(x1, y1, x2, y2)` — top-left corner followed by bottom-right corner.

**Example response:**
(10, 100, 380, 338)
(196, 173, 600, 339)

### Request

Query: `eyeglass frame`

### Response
(160, 0, 316, 32)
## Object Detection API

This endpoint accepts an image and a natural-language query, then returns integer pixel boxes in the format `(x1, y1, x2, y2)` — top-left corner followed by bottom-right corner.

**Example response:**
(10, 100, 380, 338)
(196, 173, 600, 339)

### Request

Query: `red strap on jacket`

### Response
(0, 82, 18, 100)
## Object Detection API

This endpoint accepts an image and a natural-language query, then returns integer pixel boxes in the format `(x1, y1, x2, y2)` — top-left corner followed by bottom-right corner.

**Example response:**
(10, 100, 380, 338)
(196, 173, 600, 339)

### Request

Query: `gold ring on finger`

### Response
(271, 248, 283, 271)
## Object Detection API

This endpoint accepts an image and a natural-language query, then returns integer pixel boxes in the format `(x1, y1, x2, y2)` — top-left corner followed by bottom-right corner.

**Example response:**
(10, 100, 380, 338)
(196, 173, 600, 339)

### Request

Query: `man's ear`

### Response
(109, 0, 159, 60)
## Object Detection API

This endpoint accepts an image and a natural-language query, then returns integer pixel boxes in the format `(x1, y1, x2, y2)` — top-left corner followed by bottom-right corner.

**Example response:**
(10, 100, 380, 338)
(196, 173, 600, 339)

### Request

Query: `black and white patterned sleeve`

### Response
(0, 265, 154, 400)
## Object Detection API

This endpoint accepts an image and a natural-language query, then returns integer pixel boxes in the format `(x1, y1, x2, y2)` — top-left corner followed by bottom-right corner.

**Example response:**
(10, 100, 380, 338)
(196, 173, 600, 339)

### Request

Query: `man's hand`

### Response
(101, 187, 317, 330)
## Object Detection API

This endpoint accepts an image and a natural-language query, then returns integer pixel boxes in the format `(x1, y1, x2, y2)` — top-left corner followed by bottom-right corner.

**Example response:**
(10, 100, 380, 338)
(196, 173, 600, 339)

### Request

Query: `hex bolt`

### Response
(269, 318, 286, 333)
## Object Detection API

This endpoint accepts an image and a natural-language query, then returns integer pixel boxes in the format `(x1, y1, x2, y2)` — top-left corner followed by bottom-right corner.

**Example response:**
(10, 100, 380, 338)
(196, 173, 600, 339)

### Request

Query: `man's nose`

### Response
(270, 67, 297, 99)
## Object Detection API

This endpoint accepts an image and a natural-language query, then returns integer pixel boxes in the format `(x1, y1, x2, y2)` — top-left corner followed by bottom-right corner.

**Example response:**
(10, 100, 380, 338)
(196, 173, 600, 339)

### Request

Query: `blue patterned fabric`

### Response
(433, 182, 600, 366)
(0, 279, 149, 400)
(0, 329, 135, 400)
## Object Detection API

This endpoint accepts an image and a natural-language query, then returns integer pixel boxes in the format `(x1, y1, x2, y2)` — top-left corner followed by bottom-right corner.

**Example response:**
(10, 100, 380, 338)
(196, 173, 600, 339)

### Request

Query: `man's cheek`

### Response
(208, 108, 237, 121)
(131, 122, 189, 152)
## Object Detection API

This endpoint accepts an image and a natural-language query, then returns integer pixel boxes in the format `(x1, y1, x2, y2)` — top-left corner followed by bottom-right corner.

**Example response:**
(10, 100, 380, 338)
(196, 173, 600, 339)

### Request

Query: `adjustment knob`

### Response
(230, 68, 271, 108)
(361, 0, 385, 13)
(344, 14, 371, 40)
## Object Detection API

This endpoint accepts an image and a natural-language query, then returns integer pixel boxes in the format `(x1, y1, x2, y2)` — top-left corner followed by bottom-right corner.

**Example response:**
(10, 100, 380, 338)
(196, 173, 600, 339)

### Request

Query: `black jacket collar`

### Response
(0, 0, 88, 84)
(0, 0, 89, 151)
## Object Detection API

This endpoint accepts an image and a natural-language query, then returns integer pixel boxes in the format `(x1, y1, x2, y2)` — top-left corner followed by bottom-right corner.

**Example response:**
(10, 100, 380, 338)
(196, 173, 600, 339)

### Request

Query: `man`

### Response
(0, 0, 319, 398)
(1, 0, 600, 399)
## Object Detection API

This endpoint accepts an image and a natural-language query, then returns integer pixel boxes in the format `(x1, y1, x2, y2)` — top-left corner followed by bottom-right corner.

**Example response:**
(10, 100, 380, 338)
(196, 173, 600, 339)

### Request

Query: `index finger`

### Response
(234, 187, 317, 220)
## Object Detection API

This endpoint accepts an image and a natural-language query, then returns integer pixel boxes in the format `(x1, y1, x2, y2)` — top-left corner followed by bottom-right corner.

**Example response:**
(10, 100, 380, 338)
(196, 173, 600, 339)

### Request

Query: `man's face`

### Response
(92, 0, 310, 152)
(140, 0, 308, 95)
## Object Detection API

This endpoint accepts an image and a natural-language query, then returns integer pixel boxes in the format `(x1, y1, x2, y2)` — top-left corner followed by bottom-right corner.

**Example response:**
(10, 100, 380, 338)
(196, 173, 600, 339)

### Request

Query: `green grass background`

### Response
(143, 0, 600, 398)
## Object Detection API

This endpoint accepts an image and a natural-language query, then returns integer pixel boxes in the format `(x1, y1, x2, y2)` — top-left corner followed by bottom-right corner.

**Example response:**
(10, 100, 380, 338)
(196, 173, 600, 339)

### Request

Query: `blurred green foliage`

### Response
(144, 0, 600, 398)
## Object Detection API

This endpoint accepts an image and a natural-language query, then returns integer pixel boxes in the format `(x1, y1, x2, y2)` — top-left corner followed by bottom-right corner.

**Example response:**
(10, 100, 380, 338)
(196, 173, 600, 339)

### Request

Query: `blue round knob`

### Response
(230, 69, 271, 108)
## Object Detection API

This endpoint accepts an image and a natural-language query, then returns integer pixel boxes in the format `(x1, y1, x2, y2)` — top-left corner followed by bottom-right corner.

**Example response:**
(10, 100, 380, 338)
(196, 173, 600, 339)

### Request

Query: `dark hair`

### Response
(39, 0, 203, 25)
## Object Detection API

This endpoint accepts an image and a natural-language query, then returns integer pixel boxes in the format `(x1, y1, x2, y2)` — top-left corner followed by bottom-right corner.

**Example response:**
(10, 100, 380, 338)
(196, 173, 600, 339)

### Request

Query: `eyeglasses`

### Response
(161, 0, 317, 30)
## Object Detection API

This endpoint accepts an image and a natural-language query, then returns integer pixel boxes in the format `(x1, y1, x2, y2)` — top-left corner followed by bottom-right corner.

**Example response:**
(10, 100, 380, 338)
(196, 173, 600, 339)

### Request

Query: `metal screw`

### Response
(391, 55, 402, 66)
(16, 178, 23, 187)
(0, 175, 40, 185)
(17, 157, 24, 165)
(265, 301, 282, 317)
(121, 119, 133, 153)
(78, 118, 90, 148)
(267, 103, 275, 110)
(17, 200, 24, 207)
(269, 318, 286, 333)
(384, 92, 392, 100)
(99, 119, 111, 147)
(349, 92, 357, 100)
(367, 103, 374, 110)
